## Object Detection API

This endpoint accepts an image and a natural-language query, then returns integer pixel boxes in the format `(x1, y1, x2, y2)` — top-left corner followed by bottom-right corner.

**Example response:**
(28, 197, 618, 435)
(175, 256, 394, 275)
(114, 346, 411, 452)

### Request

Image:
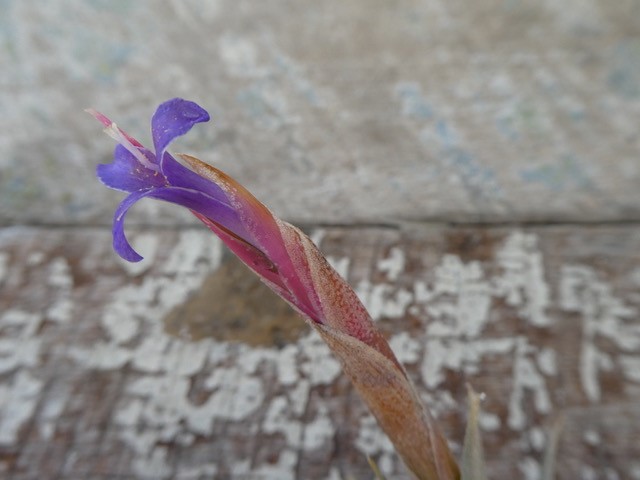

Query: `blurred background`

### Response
(1, 1, 639, 478)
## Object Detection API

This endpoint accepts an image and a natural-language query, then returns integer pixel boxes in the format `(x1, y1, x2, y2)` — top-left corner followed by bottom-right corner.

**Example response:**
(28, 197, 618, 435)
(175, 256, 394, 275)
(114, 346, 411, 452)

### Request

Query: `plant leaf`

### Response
(541, 416, 564, 480)
(314, 323, 460, 480)
(461, 385, 487, 480)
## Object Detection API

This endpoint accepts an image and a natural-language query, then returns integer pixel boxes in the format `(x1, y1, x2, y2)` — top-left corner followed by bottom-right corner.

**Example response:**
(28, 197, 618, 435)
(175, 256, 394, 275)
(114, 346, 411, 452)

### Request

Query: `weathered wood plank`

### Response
(2, 0, 640, 226)
(0, 225, 638, 479)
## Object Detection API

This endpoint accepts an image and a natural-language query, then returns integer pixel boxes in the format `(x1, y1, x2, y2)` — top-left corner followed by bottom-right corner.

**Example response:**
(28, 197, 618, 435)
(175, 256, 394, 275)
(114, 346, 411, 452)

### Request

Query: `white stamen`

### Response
(104, 122, 159, 172)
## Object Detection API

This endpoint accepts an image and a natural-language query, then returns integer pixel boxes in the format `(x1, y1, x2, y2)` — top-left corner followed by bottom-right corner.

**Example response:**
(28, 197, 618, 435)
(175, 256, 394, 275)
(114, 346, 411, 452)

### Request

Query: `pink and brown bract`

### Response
(92, 98, 460, 480)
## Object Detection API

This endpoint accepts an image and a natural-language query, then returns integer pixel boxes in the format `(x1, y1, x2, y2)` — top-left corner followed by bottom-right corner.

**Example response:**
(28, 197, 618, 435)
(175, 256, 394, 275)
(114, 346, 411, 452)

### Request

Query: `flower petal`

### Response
(112, 191, 150, 262)
(97, 145, 165, 193)
(151, 98, 210, 168)
(162, 153, 231, 202)
(112, 186, 250, 262)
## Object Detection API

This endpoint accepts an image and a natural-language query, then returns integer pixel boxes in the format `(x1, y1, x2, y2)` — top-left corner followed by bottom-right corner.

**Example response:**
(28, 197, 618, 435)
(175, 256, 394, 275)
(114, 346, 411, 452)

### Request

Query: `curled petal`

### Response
(97, 145, 165, 193)
(112, 187, 249, 262)
(151, 98, 210, 170)
(112, 191, 150, 262)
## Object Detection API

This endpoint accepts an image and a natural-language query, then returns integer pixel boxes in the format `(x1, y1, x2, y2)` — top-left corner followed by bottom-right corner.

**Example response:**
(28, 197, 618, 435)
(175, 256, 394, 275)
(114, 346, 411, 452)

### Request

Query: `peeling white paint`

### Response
(421, 335, 552, 431)
(479, 411, 501, 432)
(59, 230, 353, 475)
(47, 257, 73, 289)
(276, 343, 300, 386)
(302, 406, 335, 450)
(174, 463, 219, 480)
(264, 395, 302, 446)
(67, 343, 131, 370)
(519, 456, 541, 480)
(327, 467, 342, 480)
(356, 280, 413, 321)
(378, 247, 405, 281)
(560, 265, 639, 401)
(584, 429, 600, 446)
(287, 379, 310, 417)
(46, 298, 73, 323)
(309, 229, 326, 247)
(424, 254, 491, 337)
(508, 338, 552, 430)
(89, 229, 567, 476)
(26, 251, 45, 267)
(389, 332, 421, 364)
(537, 347, 558, 376)
(205, 367, 265, 421)
(63, 232, 226, 474)
(133, 446, 169, 479)
(620, 355, 640, 383)
(298, 333, 341, 385)
(38, 387, 67, 440)
(355, 414, 395, 456)
(114, 398, 144, 427)
(529, 427, 545, 450)
(412, 233, 560, 437)
(252, 448, 298, 480)
(0, 310, 42, 374)
(494, 232, 550, 327)
(420, 390, 458, 419)
(327, 255, 350, 279)
(0, 371, 43, 444)
(378, 452, 396, 476)
(421, 337, 514, 389)
(119, 232, 158, 276)
(10, 227, 633, 476)
(161, 231, 222, 276)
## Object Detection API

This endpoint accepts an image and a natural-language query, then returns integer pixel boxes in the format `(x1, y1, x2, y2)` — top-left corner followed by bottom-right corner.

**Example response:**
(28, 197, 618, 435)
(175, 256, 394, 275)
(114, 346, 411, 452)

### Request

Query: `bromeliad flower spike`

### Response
(91, 98, 460, 480)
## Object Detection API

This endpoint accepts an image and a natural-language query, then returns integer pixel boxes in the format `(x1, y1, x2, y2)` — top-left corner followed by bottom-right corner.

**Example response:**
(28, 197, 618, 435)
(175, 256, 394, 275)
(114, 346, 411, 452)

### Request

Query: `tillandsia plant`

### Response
(91, 98, 477, 479)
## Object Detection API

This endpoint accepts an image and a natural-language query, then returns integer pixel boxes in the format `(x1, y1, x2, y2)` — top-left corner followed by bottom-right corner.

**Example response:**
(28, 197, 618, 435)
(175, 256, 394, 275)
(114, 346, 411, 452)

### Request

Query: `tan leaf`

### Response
(314, 323, 460, 480)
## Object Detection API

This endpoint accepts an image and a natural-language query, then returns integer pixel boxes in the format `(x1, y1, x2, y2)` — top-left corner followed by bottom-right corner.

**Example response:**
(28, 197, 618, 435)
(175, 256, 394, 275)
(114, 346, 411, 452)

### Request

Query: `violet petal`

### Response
(151, 98, 210, 169)
(162, 154, 230, 203)
(97, 145, 165, 193)
(112, 186, 250, 262)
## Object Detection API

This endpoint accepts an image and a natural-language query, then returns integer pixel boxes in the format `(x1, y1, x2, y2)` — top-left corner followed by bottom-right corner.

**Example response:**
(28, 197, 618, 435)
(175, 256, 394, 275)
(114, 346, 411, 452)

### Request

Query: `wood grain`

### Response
(0, 225, 638, 479)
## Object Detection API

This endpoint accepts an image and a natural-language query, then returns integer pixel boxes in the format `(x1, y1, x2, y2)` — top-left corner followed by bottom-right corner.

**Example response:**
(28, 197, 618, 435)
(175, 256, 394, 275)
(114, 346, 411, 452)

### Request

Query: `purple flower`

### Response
(91, 99, 241, 260)
(91, 99, 460, 480)
(91, 99, 321, 321)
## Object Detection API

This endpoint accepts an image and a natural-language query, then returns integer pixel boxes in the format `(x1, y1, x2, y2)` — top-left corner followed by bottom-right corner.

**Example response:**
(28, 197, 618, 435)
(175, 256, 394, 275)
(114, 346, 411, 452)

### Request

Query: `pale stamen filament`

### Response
(103, 123, 160, 172)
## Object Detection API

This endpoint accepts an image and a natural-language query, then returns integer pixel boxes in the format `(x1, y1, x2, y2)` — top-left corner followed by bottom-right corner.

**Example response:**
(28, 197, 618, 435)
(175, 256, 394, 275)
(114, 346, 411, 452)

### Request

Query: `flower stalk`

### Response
(91, 98, 460, 480)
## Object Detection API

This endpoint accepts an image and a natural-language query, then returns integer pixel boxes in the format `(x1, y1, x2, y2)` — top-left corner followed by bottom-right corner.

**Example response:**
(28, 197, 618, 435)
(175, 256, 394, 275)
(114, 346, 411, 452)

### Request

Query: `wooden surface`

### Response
(1, 226, 639, 479)
(1, 0, 640, 225)
(1, 1, 640, 479)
